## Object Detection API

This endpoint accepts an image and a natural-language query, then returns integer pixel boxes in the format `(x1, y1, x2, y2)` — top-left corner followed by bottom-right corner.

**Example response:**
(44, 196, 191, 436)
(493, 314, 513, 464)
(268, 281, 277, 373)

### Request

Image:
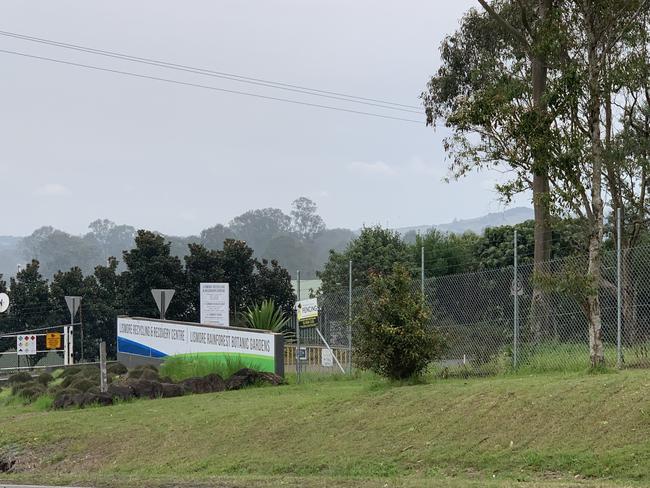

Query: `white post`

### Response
(63, 326, 69, 366)
(68, 325, 74, 365)
(296, 270, 301, 382)
(99, 341, 108, 393)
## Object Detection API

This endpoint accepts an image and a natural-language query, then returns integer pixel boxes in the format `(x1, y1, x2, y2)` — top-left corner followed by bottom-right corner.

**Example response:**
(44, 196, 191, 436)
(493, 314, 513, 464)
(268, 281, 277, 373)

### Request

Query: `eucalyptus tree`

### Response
(422, 0, 560, 341)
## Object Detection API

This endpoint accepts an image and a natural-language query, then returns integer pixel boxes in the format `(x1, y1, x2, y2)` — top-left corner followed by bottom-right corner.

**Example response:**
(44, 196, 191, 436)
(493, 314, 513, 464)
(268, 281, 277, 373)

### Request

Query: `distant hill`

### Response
(395, 207, 534, 236)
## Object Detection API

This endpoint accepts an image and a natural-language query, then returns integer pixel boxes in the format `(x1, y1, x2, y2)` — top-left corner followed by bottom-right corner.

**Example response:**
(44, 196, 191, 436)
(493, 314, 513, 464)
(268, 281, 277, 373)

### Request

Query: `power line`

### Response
(0, 30, 422, 112)
(0, 49, 424, 125)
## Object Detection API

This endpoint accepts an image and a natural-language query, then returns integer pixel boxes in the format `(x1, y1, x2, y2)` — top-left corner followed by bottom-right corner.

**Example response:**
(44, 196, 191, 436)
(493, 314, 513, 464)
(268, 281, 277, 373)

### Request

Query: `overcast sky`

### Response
(1, 0, 528, 237)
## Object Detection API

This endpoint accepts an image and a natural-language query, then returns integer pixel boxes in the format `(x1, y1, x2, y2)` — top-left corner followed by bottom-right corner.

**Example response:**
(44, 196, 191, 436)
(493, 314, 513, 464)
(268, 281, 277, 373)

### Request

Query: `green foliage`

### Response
(319, 226, 410, 293)
(36, 372, 54, 386)
(31, 394, 54, 411)
(7, 372, 33, 385)
(107, 362, 128, 375)
(160, 354, 249, 382)
(121, 230, 186, 319)
(354, 264, 445, 380)
(244, 299, 289, 333)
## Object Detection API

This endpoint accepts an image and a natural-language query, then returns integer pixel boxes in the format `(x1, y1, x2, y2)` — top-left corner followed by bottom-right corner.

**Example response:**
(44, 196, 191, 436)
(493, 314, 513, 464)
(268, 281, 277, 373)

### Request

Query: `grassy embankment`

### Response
(1, 368, 649, 487)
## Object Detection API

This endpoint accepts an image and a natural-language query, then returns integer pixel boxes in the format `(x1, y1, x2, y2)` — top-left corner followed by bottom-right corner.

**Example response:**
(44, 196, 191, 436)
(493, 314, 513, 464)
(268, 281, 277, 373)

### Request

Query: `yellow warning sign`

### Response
(46, 332, 61, 350)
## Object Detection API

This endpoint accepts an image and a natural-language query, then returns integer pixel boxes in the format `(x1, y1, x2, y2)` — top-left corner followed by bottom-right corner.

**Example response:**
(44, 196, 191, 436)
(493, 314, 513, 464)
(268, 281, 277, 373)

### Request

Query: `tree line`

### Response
(0, 231, 295, 360)
(5, 197, 354, 281)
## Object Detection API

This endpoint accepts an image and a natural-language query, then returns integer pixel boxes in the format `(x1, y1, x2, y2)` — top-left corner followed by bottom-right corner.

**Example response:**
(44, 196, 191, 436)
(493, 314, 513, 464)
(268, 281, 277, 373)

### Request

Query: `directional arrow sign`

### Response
(151, 289, 175, 319)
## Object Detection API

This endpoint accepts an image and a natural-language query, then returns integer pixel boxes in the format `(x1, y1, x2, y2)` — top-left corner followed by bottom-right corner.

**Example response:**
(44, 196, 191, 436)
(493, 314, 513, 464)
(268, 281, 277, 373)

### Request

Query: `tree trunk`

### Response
(529, 0, 553, 344)
(586, 11, 605, 368)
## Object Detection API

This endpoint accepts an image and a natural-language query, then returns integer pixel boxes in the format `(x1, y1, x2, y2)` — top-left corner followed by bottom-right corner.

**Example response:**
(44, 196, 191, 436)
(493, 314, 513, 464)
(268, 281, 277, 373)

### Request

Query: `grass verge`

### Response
(0, 369, 649, 487)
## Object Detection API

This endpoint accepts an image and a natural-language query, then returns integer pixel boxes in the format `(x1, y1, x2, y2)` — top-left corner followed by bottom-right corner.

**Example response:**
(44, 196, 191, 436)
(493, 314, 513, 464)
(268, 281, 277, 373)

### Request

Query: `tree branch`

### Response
(477, 0, 532, 53)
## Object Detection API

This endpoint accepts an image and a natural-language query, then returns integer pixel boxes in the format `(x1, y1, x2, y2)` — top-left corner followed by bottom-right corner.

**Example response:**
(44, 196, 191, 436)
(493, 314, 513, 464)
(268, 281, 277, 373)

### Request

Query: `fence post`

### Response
(296, 270, 301, 382)
(99, 341, 108, 393)
(513, 230, 519, 369)
(348, 259, 352, 374)
(421, 246, 425, 297)
(617, 207, 622, 369)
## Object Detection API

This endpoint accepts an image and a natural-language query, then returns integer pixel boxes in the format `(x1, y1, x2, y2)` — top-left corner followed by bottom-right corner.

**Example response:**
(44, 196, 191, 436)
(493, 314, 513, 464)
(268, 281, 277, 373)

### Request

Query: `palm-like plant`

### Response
(244, 299, 291, 336)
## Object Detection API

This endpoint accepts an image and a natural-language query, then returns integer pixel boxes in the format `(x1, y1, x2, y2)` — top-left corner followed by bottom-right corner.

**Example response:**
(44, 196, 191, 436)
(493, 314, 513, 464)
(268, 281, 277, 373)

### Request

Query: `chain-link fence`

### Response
(311, 243, 650, 377)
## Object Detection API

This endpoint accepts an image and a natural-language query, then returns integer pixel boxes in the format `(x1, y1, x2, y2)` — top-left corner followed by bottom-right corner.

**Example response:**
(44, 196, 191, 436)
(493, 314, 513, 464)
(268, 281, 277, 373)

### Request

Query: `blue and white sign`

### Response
(117, 317, 282, 375)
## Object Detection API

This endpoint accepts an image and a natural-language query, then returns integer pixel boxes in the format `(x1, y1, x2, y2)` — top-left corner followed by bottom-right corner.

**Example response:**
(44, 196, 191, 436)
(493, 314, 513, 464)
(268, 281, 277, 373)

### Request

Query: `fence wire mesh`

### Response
(313, 244, 650, 376)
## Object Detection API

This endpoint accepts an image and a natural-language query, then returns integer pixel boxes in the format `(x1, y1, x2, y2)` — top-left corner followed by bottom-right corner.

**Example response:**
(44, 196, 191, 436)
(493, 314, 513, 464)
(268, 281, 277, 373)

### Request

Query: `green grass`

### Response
(432, 342, 624, 378)
(159, 354, 251, 382)
(1, 370, 649, 487)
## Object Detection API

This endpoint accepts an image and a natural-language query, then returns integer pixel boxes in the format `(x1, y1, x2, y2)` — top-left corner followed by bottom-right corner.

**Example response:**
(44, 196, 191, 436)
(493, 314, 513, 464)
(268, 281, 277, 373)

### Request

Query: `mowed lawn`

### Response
(1, 369, 650, 487)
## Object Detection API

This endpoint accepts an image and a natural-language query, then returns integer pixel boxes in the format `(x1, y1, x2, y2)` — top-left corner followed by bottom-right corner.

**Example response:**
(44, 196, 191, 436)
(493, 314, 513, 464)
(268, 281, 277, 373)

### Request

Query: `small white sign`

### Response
(200, 283, 229, 326)
(0, 293, 9, 313)
(17, 335, 37, 355)
(321, 348, 334, 368)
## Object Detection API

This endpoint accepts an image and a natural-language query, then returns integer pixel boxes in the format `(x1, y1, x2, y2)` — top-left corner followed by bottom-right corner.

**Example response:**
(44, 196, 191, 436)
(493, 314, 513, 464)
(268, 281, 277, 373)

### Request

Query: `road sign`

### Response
(65, 296, 82, 318)
(510, 279, 524, 296)
(0, 293, 8, 313)
(297, 298, 318, 328)
(151, 289, 175, 319)
(17, 335, 36, 355)
(46, 332, 62, 349)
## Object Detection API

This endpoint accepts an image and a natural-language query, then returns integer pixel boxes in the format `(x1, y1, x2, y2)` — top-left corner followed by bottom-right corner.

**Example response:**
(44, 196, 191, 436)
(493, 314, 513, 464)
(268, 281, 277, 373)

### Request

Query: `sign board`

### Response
(297, 298, 318, 328)
(298, 346, 307, 362)
(321, 348, 333, 368)
(0, 293, 9, 313)
(46, 332, 62, 350)
(17, 335, 37, 355)
(117, 316, 283, 375)
(510, 279, 524, 296)
(200, 283, 229, 326)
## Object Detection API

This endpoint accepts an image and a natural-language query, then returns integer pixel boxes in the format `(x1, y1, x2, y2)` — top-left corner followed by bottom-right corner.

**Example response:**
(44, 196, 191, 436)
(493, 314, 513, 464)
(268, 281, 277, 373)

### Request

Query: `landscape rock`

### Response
(160, 383, 186, 398)
(180, 376, 214, 394)
(126, 379, 164, 399)
(225, 368, 284, 390)
(107, 383, 135, 401)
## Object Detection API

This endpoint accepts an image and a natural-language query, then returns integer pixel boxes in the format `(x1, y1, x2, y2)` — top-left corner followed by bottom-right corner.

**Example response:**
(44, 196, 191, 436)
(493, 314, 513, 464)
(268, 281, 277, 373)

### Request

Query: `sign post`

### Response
(200, 283, 229, 326)
(64, 296, 81, 366)
(99, 341, 108, 393)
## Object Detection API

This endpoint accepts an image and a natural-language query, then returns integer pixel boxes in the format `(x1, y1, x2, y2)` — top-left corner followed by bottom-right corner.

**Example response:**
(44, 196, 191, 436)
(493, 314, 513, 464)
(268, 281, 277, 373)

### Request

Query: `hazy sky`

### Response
(1, 1, 528, 236)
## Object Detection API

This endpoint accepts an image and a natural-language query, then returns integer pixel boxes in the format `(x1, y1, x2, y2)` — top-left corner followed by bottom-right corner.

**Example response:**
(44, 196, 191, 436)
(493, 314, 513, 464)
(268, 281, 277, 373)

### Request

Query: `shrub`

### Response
(354, 264, 446, 380)
(8, 372, 33, 385)
(18, 384, 46, 403)
(60, 367, 84, 378)
(107, 362, 128, 375)
(244, 299, 291, 336)
(37, 372, 54, 386)
(69, 378, 95, 393)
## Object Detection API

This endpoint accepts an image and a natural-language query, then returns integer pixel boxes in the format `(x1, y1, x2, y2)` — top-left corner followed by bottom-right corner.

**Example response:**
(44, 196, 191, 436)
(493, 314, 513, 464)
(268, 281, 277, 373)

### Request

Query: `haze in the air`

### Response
(1, 0, 528, 236)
